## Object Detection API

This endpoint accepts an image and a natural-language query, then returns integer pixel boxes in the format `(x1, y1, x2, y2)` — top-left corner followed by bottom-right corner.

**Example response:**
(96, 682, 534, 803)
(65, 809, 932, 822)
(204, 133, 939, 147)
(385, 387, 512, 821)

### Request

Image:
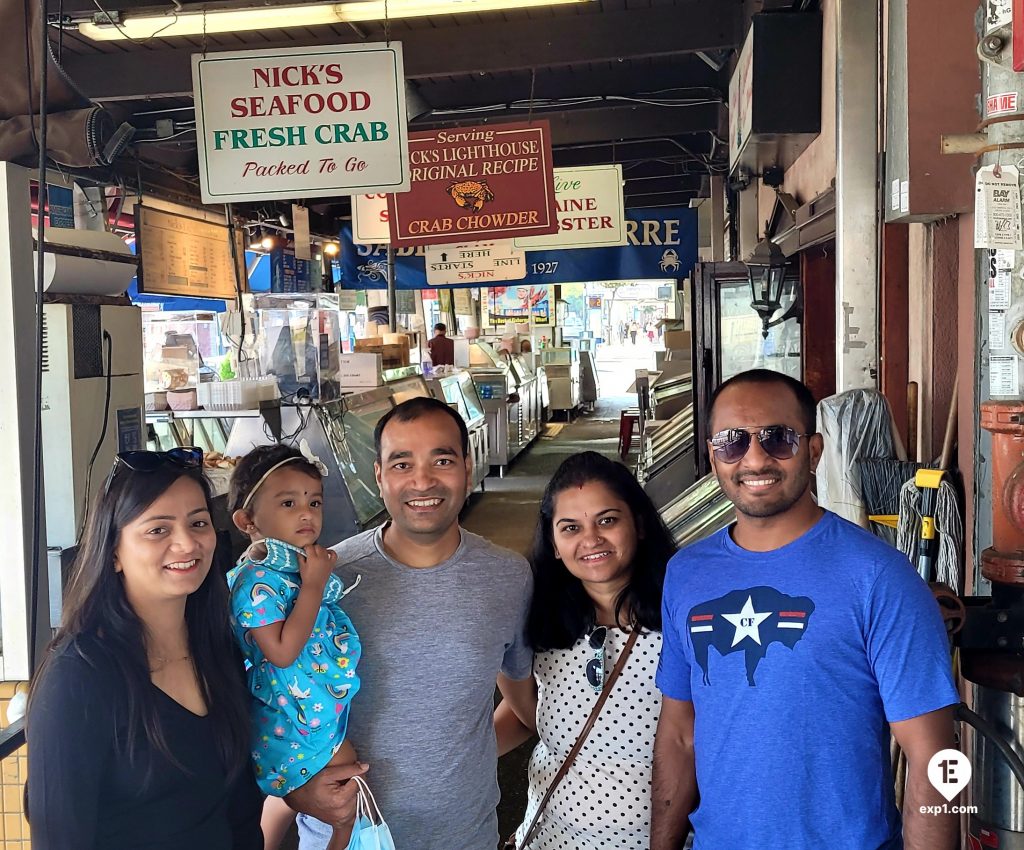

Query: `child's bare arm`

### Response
(249, 546, 337, 668)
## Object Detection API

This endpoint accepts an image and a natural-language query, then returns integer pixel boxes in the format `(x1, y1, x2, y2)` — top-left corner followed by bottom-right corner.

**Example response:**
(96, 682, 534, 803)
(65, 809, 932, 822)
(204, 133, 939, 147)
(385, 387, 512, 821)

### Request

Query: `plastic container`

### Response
(197, 378, 280, 411)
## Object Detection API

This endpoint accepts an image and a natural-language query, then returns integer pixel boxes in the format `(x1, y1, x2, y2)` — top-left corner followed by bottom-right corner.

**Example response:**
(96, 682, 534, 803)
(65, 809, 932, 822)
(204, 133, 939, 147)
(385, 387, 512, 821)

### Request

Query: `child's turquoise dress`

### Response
(227, 538, 362, 796)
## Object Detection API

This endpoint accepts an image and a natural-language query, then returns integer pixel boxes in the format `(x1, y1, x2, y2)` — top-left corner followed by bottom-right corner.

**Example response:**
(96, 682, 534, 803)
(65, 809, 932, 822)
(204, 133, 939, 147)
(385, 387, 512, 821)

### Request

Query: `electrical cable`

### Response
(224, 202, 249, 372)
(956, 703, 1024, 793)
(77, 330, 113, 541)
(88, 0, 179, 44)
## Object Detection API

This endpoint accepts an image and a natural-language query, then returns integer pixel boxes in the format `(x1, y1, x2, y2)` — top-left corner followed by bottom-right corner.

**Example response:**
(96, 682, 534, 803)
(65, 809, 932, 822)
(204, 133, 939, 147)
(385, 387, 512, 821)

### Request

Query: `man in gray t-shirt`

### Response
(292, 396, 534, 850)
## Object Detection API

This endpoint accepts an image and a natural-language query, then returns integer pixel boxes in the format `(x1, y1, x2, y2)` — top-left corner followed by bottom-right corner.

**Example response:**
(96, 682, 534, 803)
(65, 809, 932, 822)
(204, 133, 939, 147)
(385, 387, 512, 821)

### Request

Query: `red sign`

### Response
(386, 120, 558, 248)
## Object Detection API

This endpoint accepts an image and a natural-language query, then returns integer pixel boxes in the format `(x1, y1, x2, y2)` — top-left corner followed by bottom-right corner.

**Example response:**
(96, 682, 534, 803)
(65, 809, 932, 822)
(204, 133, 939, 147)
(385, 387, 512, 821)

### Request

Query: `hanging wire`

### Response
(383, 0, 390, 45)
(88, 0, 179, 44)
(526, 67, 536, 126)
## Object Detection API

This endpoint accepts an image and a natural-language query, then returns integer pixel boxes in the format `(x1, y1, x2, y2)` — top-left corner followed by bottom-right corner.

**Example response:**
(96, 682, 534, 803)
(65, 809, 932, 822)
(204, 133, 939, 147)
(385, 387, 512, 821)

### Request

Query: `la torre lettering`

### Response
(625, 218, 681, 246)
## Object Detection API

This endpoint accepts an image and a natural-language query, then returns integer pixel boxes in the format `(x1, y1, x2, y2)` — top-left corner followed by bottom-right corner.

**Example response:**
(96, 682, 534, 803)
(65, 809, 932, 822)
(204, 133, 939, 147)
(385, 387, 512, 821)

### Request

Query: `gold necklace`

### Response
(149, 653, 191, 672)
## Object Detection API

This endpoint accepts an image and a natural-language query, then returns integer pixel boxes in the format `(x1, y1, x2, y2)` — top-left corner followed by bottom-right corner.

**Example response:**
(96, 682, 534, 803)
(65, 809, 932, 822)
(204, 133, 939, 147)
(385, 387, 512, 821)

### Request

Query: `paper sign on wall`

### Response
(991, 310, 1008, 351)
(986, 0, 1012, 35)
(988, 249, 1014, 310)
(990, 354, 1020, 395)
(192, 42, 410, 203)
(975, 165, 1023, 250)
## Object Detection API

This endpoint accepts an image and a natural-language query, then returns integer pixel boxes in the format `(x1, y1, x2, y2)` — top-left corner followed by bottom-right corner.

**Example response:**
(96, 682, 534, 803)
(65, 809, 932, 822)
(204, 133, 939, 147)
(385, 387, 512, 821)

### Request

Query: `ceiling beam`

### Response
(415, 102, 723, 147)
(63, 3, 740, 101)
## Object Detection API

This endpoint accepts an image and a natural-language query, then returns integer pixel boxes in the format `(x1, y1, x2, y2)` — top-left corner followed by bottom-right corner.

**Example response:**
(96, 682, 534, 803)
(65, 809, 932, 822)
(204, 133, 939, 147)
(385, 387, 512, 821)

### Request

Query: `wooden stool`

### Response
(618, 408, 641, 459)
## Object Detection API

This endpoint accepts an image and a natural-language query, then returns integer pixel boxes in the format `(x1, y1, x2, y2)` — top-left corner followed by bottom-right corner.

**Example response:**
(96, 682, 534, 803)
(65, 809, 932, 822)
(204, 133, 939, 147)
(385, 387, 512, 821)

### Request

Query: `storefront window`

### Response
(718, 278, 801, 382)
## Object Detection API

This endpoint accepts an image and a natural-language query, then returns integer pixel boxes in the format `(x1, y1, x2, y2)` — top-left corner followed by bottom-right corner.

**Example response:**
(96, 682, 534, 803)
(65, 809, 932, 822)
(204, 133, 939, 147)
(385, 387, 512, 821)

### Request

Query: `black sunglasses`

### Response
(102, 447, 204, 494)
(585, 626, 608, 693)
(710, 426, 811, 465)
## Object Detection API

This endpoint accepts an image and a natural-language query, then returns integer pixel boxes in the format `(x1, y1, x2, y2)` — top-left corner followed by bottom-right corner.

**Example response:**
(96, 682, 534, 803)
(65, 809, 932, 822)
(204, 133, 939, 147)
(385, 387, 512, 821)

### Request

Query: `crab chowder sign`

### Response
(192, 42, 409, 203)
(386, 120, 559, 247)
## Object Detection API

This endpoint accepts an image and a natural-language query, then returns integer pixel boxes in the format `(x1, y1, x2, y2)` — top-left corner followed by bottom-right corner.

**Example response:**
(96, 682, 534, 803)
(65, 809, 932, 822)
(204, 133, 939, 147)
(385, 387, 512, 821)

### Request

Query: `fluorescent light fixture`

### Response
(79, 0, 592, 41)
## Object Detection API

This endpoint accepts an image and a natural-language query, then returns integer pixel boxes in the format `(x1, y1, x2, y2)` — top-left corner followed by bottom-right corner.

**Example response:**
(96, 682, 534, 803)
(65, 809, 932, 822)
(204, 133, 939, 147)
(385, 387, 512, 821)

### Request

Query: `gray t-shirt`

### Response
(297, 524, 533, 850)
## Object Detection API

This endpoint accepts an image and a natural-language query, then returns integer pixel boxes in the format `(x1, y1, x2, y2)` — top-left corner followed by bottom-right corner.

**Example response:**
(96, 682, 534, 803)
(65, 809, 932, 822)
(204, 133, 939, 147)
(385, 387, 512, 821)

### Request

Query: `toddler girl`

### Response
(227, 442, 362, 850)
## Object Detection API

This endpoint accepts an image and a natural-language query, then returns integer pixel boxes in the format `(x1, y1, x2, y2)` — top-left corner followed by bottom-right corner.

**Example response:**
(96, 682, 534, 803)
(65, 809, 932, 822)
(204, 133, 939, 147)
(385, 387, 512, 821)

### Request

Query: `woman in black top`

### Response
(27, 449, 263, 849)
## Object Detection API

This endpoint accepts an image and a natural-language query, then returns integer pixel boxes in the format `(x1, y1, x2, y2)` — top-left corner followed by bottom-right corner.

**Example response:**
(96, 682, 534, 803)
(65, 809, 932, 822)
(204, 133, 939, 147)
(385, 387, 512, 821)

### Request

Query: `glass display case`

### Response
(253, 299, 342, 402)
(225, 390, 395, 544)
(649, 362, 693, 421)
(639, 403, 697, 511)
(425, 370, 490, 492)
(383, 366, 431, 405)
(142, 310, 227, 391)
(467, 342, 541, 473)
(660, 474, 735, 548)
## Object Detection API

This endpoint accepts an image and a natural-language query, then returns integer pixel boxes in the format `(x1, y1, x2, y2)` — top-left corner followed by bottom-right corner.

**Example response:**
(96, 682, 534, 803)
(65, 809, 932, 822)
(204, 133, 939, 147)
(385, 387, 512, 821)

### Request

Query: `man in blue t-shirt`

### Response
(651, 370, 960, 850)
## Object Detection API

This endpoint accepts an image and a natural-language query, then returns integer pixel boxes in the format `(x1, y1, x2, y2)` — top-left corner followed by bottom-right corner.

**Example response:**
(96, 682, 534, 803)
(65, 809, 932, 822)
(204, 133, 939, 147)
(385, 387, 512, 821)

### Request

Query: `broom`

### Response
(858, 459, 923, 543)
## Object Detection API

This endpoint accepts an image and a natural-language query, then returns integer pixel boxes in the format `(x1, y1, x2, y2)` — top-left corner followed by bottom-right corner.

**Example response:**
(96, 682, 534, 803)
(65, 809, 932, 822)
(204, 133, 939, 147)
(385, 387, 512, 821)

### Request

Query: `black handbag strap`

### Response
(505, 628, 641, 850)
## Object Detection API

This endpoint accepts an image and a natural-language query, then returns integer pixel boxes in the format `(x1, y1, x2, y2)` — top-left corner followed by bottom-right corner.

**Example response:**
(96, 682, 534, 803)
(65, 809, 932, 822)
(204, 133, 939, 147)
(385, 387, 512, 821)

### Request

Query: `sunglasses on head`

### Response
(710, 426, 811, 465)
(102, 447, 204, 495)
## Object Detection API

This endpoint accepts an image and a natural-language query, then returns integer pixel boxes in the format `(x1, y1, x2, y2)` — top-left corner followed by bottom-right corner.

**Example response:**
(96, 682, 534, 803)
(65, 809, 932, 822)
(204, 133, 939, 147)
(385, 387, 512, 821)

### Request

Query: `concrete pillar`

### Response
(834, 0, 880, 390)
(0, 162, 50, 679)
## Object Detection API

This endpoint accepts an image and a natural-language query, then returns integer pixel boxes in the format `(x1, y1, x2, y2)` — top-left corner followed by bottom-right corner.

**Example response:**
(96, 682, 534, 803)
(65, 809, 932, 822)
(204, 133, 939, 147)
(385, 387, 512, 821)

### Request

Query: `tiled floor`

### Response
(0, 682, 30, 848)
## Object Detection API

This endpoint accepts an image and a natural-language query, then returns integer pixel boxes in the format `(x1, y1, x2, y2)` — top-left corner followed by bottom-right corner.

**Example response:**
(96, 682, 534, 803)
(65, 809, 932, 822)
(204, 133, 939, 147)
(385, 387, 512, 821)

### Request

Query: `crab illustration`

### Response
(659, 249, 681, 273)
(446, 180, 495, 212)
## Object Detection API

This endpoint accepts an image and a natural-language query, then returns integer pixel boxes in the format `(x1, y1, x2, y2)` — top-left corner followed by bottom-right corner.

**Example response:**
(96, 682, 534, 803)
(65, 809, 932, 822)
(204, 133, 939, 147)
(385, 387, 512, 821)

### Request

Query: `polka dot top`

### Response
(514, 628, 663, 849)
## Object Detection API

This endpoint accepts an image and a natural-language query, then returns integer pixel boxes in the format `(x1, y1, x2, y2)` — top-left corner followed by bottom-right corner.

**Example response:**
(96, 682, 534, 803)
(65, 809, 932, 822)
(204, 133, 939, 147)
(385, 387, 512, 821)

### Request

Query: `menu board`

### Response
(137, 205, 246, 299)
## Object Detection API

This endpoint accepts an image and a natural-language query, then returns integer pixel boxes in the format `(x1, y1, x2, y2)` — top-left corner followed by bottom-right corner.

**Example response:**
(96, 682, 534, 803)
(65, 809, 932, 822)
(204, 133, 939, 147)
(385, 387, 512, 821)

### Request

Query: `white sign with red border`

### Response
(352, 193, 391, 245)
(514, 165, 626, 250)
(192, 42, 410, 203)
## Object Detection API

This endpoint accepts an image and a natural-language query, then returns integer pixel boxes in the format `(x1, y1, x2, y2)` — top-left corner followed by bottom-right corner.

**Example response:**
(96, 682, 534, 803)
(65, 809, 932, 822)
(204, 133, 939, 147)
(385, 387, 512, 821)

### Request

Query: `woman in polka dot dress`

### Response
(495, 451, 677, 850)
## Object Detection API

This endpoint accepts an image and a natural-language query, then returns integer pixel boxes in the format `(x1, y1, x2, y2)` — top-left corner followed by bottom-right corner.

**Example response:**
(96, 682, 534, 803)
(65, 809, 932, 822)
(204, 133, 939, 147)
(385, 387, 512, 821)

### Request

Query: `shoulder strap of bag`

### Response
(507, 628, 641, 850)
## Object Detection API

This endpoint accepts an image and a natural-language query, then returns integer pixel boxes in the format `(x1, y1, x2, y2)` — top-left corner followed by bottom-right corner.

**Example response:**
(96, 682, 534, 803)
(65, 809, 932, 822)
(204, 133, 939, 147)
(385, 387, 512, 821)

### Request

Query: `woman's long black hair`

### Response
(527, 451, 677, 650)
(29, 462, 250, 777)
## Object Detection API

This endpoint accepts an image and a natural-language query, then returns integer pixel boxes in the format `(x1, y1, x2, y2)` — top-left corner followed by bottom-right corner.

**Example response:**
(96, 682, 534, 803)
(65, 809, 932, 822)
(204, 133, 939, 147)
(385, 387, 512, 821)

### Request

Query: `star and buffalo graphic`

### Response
(687, 587, 815, 687)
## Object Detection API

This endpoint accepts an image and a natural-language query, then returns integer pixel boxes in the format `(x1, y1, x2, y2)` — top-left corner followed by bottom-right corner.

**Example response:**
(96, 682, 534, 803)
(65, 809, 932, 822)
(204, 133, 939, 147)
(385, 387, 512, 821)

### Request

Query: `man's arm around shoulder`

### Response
(650, 696, 697, 850)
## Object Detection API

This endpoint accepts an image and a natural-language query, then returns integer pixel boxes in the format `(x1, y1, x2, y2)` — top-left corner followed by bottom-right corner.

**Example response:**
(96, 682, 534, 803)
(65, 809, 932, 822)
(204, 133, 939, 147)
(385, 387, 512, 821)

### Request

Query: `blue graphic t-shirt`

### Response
(657, 510, 958, 850)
